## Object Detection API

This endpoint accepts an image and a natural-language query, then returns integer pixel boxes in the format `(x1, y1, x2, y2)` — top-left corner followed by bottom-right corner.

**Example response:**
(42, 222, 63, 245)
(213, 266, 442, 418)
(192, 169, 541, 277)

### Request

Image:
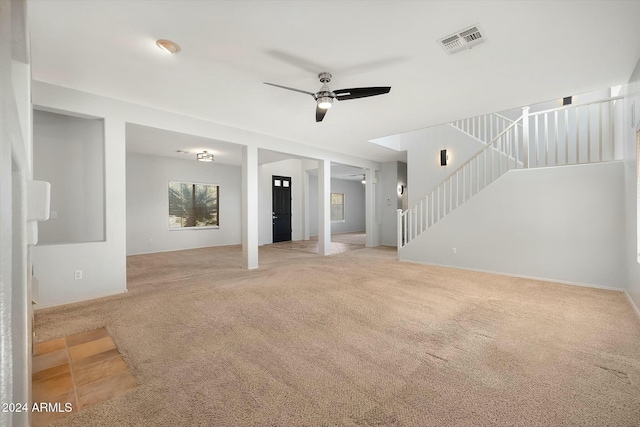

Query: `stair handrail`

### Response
(427, 117, 523, 195)
(527, 95, 622, 117)
(398, 116, 523, 248)
(450, 112, 521, 144)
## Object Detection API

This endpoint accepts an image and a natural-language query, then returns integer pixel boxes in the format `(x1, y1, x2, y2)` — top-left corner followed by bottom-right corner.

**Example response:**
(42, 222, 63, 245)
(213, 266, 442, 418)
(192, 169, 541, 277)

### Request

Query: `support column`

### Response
(522, 106, 530, 168)
(302, 169, 310, 241)
(1, 2, 31, 425)
(396, 208, 403, 253)
(365, 168, 376, 247)
(242, 145, 258, 269)
(318, 159, 331, 255)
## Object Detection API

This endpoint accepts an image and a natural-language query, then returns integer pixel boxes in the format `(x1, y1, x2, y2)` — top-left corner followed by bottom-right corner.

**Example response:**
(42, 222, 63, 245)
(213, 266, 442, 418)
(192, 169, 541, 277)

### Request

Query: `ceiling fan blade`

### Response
(266, 50, 327, 74)
(264, 82, 316, 97)
(334, 87, 391, 101)
(316, 106, 328, 122)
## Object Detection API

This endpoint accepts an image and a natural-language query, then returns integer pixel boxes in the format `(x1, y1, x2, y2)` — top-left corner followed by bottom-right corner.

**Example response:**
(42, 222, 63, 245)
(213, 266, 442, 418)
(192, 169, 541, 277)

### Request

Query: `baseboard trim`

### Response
(35, 289, 128, 310)
(625, 290, 640, 318)
(398, 259, 624, 292)
(128, 243, 242, 256)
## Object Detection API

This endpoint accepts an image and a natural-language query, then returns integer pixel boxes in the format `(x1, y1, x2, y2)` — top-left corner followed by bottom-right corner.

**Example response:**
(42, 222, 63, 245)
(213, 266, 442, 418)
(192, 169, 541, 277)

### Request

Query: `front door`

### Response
(272, 175, 292, 242)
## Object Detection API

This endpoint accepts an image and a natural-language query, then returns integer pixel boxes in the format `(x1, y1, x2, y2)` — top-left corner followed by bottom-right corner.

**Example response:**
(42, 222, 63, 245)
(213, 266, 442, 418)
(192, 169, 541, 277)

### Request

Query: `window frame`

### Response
(330, 192, 345, 222)
(168, 180, 220, 230)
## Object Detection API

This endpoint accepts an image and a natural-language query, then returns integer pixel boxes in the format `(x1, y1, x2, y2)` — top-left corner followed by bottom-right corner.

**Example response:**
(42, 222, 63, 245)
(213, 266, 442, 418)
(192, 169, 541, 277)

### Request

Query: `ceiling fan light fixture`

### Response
(156, 39, 181, 54)
(197, 151, 214, 162)
(317, 97, 333, 109)
(264, 72, 390, 122)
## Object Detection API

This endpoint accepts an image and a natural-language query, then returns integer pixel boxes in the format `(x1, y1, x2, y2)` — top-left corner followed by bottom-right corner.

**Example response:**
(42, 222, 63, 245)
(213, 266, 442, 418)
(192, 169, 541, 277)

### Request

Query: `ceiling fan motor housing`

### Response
(316, 73, 335, 109)
(318, 72, 332, 83)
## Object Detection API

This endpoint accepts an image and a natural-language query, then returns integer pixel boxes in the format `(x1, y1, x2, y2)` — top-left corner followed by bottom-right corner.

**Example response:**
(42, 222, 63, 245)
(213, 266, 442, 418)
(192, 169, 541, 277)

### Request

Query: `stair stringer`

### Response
(399, 161, 626, 290)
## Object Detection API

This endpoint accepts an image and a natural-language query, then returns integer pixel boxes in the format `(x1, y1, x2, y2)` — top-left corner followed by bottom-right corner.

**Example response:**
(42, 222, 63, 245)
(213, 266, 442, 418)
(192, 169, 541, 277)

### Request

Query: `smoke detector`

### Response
(437, 24, 485, 55)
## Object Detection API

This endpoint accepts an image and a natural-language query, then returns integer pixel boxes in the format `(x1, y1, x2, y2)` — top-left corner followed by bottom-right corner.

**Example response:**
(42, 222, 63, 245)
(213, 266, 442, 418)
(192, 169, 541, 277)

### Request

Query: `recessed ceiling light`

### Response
(156, 39, 181, 54)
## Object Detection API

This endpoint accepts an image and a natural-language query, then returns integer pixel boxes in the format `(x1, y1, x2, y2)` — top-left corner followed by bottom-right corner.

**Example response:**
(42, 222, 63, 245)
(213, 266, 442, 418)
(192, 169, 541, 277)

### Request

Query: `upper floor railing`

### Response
(524, 96, 621, 167)
(398, 96, 623, 249)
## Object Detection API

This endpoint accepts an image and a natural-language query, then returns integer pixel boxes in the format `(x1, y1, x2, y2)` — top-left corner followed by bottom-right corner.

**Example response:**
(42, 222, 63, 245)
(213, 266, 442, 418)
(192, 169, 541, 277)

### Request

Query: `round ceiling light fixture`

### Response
(196, 151, 214, 162)
(317, 96, 333, 110)
(156, 39, 181, 54)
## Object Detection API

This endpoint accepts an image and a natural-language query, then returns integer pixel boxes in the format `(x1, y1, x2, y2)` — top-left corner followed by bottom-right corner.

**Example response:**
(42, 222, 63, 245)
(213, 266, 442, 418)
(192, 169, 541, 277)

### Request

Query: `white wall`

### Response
(623, 57, 640, 313)
(258, 159, 304, 245)
(31, 82, 380, 308)
(402, 124, 485, 206)
(32, 117, 126, 308)
(309, 176, 365, 236)
(379, 161, 398, 246)
(33, 110, 105, 244)
(379, 161, 407, 246)
(400, 162, 626, 290)
(126, 152, 241, 255)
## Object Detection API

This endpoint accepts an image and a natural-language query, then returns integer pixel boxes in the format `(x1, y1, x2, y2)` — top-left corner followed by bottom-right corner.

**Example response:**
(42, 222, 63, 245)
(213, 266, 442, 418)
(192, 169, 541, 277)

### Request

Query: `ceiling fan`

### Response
(264, 72, 391, 122)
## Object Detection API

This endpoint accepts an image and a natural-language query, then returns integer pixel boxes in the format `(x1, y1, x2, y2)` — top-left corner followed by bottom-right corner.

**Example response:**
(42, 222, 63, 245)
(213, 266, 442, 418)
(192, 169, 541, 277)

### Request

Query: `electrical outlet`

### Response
(74, 270, 83, 280)
(452, 247, 457, 255)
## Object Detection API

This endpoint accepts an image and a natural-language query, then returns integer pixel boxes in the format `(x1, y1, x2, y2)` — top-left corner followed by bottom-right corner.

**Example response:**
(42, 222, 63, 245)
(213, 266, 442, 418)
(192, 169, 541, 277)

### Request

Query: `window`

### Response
(331, 193, 345, 222)
(169, 181, 219, 229)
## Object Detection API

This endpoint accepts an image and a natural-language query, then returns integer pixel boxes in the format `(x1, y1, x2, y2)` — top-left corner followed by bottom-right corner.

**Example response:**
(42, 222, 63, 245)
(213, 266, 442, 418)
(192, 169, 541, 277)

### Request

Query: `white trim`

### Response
(398, 259, 624, 292)
(34, 289, 128, 310)
(127, 242, 241, 256)
(169, 226, 220, 231)
(625, 290, 640, 318)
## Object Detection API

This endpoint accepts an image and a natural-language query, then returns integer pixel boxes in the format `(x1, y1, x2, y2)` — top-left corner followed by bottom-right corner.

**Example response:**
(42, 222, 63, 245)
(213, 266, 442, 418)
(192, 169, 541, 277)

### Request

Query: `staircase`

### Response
(398, 96, 622, 249)
(450, 112, 519, 145)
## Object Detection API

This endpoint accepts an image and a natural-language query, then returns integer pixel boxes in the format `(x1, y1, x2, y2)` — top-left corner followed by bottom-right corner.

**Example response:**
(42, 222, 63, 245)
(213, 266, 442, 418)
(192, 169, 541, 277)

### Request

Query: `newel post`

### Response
(522, 106, 530, 168)
(396, 209, 403, 254)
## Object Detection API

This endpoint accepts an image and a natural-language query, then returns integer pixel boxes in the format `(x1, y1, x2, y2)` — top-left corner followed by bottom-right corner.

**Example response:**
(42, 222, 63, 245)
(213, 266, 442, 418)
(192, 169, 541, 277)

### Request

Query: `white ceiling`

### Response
(126, 123, 245, 165)
(126, 123, 365, 180)
(29, 1, 640, 163)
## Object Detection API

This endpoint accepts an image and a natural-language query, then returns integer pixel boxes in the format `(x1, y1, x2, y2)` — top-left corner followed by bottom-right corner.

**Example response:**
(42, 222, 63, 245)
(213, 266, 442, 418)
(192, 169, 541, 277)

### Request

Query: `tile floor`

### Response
(32, 327, 137, 427)
(270, 233, 367, 255)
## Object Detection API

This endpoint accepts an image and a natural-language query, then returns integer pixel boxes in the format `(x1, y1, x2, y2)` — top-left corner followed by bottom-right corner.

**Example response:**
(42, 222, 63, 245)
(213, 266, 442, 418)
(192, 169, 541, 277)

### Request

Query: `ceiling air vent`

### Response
(438, 24, 485, 55)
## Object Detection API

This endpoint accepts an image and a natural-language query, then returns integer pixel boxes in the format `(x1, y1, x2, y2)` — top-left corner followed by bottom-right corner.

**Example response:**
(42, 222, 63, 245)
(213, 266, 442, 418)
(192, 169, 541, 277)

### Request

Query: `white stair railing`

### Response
(450, 112, 518, 144)
(524, 96, 621, 167)
(398, 96, 622, 249)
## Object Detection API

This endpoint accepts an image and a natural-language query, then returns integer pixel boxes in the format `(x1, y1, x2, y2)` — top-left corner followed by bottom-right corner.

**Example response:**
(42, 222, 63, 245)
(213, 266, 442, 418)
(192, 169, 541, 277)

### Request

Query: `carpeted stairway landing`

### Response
(35, 245, 640, 426)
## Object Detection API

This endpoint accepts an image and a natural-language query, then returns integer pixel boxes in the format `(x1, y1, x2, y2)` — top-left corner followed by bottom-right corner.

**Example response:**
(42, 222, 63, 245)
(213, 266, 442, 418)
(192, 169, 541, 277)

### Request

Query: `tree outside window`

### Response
(169, 181, 219, 228)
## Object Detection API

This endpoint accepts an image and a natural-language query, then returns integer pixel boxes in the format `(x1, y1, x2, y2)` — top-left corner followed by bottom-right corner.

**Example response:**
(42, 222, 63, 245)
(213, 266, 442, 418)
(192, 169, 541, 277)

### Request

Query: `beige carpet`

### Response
(35, 245, 640, 426)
